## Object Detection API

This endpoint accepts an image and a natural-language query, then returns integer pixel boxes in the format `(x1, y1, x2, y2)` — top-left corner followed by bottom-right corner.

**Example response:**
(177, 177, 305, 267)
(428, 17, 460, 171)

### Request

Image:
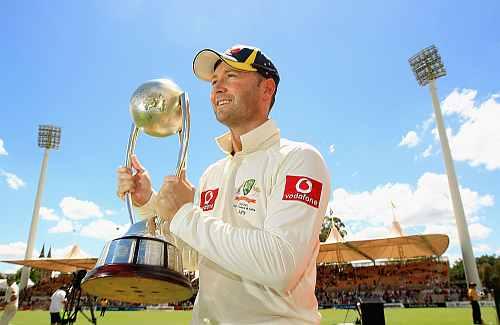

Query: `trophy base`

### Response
(81, 264, 193, 304)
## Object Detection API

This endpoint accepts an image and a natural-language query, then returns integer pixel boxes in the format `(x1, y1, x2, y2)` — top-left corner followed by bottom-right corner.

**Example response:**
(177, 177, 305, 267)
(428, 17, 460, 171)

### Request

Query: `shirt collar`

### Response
(216, 119, 280, 155)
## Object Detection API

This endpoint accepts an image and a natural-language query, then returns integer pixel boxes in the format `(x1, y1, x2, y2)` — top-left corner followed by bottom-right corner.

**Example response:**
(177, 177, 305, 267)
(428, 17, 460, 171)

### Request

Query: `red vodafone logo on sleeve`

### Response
(282, 175, 322, 208)
(200, 189, 219, 211)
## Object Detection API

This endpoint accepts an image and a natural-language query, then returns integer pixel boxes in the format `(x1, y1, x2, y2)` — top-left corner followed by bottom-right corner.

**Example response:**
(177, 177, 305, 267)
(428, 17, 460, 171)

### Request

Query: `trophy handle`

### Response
(125, 125, 140, 224)
(176, 92, 190, 176)
(123, 92, 190, 225)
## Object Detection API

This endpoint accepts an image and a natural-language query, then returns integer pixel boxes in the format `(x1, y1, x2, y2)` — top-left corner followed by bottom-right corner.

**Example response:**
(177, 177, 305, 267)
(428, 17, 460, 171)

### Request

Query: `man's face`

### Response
(210, 62, 263, 128)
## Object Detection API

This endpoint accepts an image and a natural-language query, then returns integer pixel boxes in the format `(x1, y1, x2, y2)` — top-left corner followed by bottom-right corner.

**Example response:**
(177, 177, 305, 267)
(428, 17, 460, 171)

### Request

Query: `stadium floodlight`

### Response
(409, 45, 447, 86)
(19, 125, 61, 291)
(409, 46, 482, 290)
(37, 125, 61, 149)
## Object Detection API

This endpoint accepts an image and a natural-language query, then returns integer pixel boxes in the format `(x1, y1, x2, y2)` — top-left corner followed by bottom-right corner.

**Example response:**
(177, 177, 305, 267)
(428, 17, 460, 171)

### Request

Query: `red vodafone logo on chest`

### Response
(282, 175, 322, 208)
(200, 188, 219, 211)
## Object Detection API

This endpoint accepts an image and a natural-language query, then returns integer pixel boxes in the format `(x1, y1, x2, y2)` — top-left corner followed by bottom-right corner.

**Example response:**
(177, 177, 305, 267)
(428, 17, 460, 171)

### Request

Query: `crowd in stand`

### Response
(8, 258, 489, 311)
(315, 258, 471, 307)
(16, 270, 199, 311)
(18, 274, 72, 310)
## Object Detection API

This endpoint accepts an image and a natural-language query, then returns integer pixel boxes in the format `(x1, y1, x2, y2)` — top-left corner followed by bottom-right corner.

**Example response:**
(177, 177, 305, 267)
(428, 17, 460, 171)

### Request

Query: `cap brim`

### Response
(193, 49, 222, 82)
(193, 48, 257, 82)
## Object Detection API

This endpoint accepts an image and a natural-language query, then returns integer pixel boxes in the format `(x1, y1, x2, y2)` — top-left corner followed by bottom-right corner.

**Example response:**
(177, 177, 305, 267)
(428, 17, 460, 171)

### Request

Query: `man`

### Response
(49, 286, 66, 325)
(0, 276, 18, 325)
(99, 298, 108, 317)
(468, 282, 483, 324)
(117, 44, 330, 324)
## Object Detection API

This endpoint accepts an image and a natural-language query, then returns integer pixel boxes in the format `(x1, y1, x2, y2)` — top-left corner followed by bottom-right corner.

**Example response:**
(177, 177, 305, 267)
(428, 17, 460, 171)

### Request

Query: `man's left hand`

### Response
(157, 169, 195, 221)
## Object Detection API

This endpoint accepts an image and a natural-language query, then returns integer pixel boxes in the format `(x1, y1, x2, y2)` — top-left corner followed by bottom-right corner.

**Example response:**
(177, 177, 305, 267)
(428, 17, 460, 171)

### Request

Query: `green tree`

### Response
(319, 209, 347, 242)
(14, 267, 42, 284)
(449, 259, 465, 283)
(449, 255, 500, 288)
(479, 263, 493, 288)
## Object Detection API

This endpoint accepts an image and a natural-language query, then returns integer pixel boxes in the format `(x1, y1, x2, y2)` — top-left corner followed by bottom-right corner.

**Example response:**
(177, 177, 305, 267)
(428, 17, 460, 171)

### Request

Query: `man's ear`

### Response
(262, 78, 276, 101)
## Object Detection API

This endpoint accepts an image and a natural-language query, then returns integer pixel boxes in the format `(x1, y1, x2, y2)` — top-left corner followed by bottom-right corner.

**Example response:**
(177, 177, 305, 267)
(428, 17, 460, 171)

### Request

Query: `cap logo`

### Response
(244, 49, 258, 65)
(229, 48, 242, 55)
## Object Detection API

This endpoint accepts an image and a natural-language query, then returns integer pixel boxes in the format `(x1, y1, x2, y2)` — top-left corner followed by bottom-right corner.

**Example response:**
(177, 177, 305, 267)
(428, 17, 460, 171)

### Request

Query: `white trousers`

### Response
(0, 304, 17, 325)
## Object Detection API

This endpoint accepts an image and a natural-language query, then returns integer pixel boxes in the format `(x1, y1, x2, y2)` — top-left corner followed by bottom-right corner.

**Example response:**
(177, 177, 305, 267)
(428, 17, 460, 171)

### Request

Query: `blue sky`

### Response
(1, 0, 499, 273)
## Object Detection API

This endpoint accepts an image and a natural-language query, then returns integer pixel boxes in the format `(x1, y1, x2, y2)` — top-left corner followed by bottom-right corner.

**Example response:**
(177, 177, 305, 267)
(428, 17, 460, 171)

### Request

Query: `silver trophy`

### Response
(81, 79, 193, 304)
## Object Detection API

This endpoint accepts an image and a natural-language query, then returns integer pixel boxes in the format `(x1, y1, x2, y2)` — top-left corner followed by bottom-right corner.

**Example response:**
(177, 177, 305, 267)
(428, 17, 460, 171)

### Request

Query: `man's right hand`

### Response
(116, 155, 153, 207)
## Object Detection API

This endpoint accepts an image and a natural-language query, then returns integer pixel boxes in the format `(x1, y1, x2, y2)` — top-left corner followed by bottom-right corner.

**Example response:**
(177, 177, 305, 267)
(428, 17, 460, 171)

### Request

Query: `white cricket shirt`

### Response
(138, 120, 330, 324)
(4, 282, 19, 308)
(49, 289, 66, 313)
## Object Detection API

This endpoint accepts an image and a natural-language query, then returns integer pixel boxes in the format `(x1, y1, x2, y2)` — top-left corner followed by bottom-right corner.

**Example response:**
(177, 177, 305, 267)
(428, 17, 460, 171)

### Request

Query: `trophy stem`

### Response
(125, 124, 140, 224)
(176, 93, 190, 176)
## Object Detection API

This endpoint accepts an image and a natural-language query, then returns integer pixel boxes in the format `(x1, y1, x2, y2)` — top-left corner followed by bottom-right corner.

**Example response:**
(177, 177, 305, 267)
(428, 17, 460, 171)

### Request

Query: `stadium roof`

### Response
(2, 244, 98, 273)
(317, 234, 449, 264)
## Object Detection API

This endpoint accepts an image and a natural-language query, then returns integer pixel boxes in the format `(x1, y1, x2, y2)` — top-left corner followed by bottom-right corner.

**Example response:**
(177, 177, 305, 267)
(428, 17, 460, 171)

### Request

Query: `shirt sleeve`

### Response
(170, 146, 330, 292)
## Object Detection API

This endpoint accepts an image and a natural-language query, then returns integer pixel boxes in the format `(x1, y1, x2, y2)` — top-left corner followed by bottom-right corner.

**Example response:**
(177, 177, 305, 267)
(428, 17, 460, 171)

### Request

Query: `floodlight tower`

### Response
(409, 45, 481, 289)
(19, 125, 61, 291)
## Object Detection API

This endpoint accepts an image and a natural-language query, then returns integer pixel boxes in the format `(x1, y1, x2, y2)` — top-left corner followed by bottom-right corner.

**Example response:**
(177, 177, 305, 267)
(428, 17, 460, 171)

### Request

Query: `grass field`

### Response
(2, 307, 498, 325)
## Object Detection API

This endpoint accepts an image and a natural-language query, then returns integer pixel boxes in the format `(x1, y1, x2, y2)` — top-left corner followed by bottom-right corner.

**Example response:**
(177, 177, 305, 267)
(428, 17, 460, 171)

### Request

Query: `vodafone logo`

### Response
(296, 178, 313, 194)
(204, 191, 214, 205)
(200, 188, 219, 211)
(282, 175, 322, 208)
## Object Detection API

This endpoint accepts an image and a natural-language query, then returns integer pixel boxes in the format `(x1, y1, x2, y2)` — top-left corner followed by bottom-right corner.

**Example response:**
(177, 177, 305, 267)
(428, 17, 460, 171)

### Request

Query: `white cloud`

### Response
(441, 89, 476, 118)
(60, 197, 103, 220)
(423, 223, 459, 246)
(424, 90, 500, 170)
(399, 131, 420, 148)
(80, 219, 129, 241)
(444, 91, 500, 170)
(431, 127, 453, 142)
(0, 138, 7, 155)
(473, 244, 491, 255)
(468, 223, 493, 240)
(104, 209, 116, 216)
(0, 170, 26, 190)
(51, 245, 90, 258)
(328, 144, 335, 154)
(331, 172, 493, 228)
(419, 116, 434, 134)
(40, 207, 60, 221)
(422, 145, 432, 158)
(347, 226, 392, 241)
(0, 242, 27, 259)
(48, 219, 74, 233)
(332, 172, 496, 257)
(1, 266, 22, 274)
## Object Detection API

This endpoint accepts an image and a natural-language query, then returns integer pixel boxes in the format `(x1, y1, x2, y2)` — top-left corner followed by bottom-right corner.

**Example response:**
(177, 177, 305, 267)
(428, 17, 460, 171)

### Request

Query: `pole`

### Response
(19, 148, 50, 291)
(429, 79, 482, 289)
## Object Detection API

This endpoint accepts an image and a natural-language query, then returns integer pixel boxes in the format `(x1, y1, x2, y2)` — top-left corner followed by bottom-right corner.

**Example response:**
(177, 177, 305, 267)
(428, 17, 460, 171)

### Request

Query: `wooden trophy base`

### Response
(81, 264, 193, 304)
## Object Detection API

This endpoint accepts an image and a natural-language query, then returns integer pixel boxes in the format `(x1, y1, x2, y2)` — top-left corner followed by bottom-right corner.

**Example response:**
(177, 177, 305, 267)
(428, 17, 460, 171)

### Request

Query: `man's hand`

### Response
(157, 169, 195, 220)
(10, 294, 17, 302)
(116, 155, 153, 207)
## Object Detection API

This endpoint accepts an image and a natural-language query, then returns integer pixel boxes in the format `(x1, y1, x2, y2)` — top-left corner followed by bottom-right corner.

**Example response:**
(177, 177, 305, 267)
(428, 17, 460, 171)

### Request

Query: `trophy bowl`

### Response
(81, 221, 192, 304)
(129, 79, 184, 137)
(81, 79, 193, 304)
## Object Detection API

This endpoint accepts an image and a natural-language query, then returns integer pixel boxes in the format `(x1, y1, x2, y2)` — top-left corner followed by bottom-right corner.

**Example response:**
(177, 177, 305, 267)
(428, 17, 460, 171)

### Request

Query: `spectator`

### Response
(49, 286, 66, 325)
(468, 282, 483, 324)
(0, 276, 18, 325)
